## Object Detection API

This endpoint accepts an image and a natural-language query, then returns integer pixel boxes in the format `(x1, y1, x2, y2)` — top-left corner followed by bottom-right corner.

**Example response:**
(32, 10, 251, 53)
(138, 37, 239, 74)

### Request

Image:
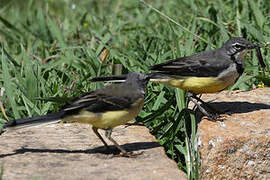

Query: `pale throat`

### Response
(235, 49, 248, 60)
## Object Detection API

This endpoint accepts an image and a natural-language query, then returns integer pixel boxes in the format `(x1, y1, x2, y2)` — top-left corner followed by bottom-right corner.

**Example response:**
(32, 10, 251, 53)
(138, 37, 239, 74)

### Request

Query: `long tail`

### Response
(91, 73, 171, 83)
(91, 74, 128, 82)
(1, 111, 65, 133)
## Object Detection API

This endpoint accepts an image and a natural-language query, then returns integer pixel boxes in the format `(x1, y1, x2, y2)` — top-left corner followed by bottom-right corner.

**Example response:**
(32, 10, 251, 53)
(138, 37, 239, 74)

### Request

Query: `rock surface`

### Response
(0, 123, 187, 180)
(198, 88, 270, 179)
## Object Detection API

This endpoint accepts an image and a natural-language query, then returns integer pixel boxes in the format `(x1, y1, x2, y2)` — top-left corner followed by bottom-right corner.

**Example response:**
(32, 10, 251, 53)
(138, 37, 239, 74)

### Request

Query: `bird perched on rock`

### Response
(1, 72, 150, 157)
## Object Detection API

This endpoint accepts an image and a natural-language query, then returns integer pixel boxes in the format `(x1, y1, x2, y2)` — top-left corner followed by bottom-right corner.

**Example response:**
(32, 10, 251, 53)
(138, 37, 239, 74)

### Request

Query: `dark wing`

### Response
(60, 85, 137, 115)
(150, 49, 231, 77)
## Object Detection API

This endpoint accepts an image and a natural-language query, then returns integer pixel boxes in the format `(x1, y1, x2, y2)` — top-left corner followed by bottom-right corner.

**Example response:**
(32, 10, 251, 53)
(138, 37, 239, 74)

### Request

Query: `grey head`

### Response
(222, 37, 258, 57)
(125, 72, 150, 93)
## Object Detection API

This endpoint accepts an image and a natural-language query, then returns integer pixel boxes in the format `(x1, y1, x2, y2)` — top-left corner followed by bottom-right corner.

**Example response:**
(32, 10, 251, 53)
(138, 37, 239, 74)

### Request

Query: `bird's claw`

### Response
(115, 151, 144, 158)
(205, 113, 230, 121)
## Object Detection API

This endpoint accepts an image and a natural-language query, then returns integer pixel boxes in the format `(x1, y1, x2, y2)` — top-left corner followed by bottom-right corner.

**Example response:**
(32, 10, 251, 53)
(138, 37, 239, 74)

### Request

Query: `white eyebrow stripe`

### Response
(232, 42, 244, 47)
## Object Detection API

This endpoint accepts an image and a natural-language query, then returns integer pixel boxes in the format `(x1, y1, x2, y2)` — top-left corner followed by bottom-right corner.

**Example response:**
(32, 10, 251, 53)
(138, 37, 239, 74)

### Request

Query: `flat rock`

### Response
(198, 88, 270, 179)
(0, 123, 186, 180)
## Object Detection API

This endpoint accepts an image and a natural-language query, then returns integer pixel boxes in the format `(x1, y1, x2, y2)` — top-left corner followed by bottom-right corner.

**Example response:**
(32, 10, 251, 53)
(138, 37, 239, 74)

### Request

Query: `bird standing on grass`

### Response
(1, 72, 150, 157)
(91, 37, 265, 119)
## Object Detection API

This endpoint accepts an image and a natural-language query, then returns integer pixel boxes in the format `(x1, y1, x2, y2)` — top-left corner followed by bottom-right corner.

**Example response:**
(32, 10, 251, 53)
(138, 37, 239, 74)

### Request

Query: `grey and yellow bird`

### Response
(91, 37, 265, 119)
(1, 72, 150, 156)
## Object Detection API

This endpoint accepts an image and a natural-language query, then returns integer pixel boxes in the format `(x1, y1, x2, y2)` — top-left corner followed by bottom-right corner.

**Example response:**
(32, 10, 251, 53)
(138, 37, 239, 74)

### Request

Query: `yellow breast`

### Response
(156, 77, 232, 94)
(63, 98, 144, 129)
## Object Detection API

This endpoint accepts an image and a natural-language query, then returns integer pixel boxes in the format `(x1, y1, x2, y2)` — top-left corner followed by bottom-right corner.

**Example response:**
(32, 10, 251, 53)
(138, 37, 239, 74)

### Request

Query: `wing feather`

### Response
(150, 49, 232, 77)
(60, 85, 138, 115)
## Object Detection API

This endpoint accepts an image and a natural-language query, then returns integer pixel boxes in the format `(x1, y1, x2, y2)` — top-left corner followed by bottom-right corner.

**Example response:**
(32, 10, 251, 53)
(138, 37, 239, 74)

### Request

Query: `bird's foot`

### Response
(115, 151, 144, 158)
(205, 112, 230, 121)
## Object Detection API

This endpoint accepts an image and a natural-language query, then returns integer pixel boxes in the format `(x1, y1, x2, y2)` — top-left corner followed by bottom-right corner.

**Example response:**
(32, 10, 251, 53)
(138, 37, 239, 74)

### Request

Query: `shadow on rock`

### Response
(0, 141, 161, 158)
(193, 101, 270, 123)
(207, 101, 270, 114)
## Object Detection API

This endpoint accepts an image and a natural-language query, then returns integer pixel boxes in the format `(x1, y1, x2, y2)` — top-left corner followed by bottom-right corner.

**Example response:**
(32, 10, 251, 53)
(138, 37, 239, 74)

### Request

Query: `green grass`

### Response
(0, 0, 269, 179)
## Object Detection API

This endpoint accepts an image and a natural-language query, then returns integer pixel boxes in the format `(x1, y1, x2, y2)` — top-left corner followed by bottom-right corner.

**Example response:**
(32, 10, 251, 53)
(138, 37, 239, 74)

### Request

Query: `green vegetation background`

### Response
(0, 0, 269, 179)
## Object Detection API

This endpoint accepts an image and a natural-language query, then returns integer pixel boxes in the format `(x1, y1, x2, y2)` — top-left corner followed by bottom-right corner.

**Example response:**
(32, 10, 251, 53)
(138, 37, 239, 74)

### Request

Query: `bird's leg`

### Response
(188, 96, 219, 120)
(105, 129, 143, 158)
(105, 129, 129, 155)
(187, 92, 220, 120)
(92, 127, 109, 150)
(190, 94, 222, 114)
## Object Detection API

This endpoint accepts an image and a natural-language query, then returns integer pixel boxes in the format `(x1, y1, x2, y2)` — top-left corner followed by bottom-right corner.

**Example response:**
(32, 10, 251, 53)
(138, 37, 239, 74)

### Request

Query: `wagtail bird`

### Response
(91, 37, 265, 119)
(1, 72, 150, 156)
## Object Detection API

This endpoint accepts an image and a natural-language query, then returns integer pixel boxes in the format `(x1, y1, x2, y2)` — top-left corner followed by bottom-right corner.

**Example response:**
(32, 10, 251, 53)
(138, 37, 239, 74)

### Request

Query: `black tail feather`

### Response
(91, 74, 128, 82)
(3, 111, 65, 129)
(90, 72, 172, 83)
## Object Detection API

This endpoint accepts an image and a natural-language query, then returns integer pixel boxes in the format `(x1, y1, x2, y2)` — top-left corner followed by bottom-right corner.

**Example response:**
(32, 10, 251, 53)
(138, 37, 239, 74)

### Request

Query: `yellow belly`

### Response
(63, 98, 144, 129)
(156, 77, 231, 94)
